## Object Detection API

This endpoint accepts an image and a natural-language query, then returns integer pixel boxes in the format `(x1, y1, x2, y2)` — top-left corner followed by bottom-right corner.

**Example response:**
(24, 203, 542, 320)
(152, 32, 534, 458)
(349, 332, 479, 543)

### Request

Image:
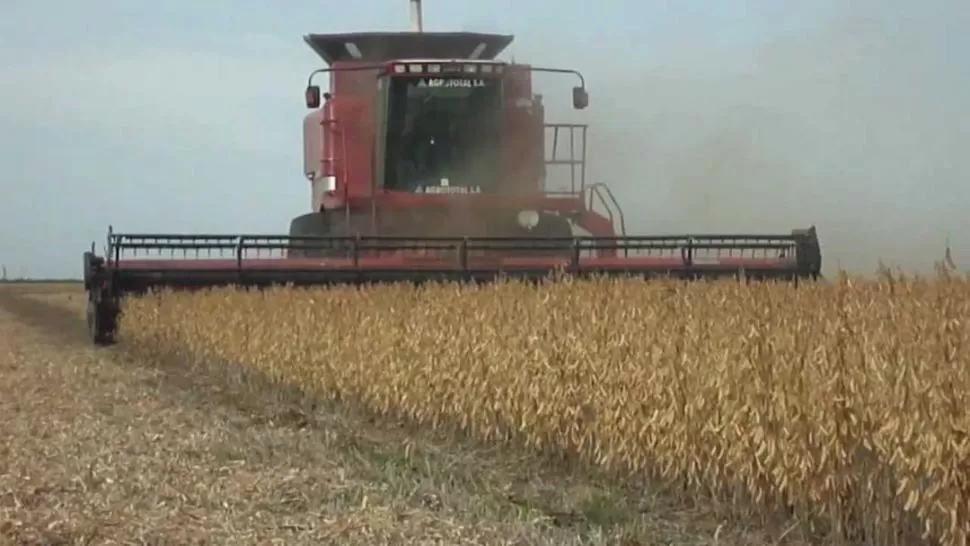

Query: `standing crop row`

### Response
(122, 276, 970, 545)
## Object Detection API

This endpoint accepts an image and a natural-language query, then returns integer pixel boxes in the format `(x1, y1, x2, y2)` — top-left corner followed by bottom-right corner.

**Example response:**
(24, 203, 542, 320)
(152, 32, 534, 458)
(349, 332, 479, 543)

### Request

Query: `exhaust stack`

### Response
(410, 0, 423, 32)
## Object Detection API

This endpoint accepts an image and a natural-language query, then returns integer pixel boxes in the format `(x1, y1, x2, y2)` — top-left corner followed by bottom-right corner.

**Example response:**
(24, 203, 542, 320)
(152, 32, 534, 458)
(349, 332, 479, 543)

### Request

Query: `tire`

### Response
(534, 213, 574, 256)
(287, 212, 330, 258)
(287, 212, 356, 258)
(87, 298, 117, 346)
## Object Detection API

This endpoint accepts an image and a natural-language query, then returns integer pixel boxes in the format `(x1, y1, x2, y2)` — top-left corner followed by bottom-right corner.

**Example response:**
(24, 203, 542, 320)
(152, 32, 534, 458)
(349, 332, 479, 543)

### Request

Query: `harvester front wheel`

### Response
(86, 297, 117, 346)
(532, 213, 574, 256)
(288, 212, 332, 258)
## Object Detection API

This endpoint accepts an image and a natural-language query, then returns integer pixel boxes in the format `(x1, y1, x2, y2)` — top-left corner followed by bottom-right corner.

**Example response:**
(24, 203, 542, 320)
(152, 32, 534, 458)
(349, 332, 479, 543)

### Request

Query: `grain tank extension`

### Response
(81, 2, 822, 345)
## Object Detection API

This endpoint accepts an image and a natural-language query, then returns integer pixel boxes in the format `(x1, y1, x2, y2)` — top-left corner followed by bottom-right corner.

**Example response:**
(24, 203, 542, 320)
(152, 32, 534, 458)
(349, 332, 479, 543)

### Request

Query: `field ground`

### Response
(0, 283, 797, 545)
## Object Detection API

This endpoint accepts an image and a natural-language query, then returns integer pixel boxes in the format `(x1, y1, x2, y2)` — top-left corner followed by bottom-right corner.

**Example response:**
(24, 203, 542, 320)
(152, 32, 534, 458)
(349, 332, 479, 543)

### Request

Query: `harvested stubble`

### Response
(123, 274, 970, 545)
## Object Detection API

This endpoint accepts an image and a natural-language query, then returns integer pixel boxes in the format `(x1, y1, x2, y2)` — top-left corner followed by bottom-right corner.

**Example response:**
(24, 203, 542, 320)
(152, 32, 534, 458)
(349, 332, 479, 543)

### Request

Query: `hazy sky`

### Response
(2, 0, 968, 278)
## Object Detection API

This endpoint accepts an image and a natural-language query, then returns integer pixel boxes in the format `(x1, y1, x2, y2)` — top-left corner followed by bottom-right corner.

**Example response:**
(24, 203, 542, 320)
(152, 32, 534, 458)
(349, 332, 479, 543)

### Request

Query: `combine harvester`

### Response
(81, 1, 822, 345)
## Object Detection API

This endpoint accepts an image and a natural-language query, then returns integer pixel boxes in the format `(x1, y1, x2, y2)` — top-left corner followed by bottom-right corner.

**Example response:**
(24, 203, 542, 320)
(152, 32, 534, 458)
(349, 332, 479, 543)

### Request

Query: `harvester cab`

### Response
(292, 30, 601, 259)
(80, 0, 822, 346)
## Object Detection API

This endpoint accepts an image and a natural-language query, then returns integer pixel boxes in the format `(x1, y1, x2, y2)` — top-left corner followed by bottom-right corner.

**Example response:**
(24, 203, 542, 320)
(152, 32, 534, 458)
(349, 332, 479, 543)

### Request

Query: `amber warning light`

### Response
(391, 62, 505, 75)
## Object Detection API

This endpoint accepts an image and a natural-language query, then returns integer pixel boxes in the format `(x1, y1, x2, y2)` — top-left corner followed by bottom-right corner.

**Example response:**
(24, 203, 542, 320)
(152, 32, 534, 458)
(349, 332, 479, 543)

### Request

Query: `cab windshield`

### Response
(384, 76, 502, 194)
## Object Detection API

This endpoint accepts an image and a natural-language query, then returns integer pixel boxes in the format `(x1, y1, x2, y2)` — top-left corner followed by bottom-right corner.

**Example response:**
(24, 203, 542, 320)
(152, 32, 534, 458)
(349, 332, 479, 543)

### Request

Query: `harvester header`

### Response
(80, 2, 823, 346)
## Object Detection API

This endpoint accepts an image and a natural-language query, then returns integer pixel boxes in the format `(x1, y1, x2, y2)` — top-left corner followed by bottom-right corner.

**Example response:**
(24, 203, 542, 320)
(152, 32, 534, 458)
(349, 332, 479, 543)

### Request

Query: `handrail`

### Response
(544, 124, 587, 194)
(585, 182, 627, 237)
(586, 186, 616, 229)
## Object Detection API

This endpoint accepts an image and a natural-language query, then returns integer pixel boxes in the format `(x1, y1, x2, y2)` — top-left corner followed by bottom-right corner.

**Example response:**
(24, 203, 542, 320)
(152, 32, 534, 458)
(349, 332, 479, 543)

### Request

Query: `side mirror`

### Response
(572, 86, 589, 110)
(305, 85, 321, 109)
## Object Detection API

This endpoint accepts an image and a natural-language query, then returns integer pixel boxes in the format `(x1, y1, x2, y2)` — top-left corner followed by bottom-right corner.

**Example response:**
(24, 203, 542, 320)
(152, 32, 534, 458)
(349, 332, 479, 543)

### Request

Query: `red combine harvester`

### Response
(81, 2, 822, 345)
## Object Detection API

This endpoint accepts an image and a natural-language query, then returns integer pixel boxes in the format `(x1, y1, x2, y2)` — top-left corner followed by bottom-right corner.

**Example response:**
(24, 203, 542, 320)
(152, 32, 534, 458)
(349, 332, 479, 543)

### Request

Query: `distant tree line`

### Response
(0, 278, 82, 283)
(0, 265, 81, 283)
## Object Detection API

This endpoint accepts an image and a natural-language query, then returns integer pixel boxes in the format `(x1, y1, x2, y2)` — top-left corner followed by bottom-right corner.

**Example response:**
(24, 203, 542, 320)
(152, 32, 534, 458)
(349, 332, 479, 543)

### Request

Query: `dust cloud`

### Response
(533, 1, 970, 276)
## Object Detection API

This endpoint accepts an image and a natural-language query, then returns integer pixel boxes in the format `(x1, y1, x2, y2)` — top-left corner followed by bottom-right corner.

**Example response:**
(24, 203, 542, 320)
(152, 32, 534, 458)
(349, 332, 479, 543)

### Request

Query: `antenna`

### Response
(410, 0, 423, 32)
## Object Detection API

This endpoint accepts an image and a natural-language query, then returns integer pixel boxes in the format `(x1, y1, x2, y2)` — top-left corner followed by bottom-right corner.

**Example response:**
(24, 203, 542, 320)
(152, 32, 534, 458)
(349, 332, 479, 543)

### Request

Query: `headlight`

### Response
(517, 209, 540, 230)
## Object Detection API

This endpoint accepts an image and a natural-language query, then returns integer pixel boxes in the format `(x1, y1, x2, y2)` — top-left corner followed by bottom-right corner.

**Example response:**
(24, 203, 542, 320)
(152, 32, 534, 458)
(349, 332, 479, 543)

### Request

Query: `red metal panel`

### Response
(501, 67, 543, 196)
(322, 95, 373, 202)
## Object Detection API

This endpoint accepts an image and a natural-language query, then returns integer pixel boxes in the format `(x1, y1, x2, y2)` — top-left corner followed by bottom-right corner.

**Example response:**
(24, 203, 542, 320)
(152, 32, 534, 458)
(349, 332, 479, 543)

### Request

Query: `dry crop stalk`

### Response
(121, 275, 970, 545)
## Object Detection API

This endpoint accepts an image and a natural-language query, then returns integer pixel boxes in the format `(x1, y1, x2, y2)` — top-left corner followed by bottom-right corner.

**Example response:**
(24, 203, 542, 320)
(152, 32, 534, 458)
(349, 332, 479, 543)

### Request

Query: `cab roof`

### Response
(303, 32, 515, 66)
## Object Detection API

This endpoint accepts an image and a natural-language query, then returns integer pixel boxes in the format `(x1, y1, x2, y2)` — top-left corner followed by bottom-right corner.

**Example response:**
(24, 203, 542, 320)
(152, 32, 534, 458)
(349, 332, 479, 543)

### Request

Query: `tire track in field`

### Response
(0, 287, 804, 546)
(0, 289, 637, 544)
(0, 289, 89, 343)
